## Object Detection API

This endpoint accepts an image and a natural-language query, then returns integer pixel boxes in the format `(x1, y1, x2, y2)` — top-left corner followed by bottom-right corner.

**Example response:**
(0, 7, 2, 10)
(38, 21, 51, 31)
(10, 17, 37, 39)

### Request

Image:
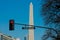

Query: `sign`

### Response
(22, 27, 35, 29)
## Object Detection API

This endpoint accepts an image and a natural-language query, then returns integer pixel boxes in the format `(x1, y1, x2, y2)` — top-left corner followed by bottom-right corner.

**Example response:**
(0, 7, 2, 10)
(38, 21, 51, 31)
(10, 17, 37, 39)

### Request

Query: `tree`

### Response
(41, 0, 60, 40)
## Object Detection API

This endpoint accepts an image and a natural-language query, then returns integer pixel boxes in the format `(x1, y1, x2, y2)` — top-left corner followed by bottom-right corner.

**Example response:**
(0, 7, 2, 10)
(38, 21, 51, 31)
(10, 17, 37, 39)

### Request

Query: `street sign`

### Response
(22, 27, 35, 29)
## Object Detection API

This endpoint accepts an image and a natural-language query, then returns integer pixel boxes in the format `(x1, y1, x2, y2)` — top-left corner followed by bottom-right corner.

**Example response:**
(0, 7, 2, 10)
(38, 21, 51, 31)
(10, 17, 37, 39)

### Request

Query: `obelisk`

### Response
(29, 2, 34, 40)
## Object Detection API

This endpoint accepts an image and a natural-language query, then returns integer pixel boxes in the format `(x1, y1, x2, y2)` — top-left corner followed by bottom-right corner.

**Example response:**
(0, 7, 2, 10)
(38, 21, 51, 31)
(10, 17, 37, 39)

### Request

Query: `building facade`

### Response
(0, 33, 16, 40)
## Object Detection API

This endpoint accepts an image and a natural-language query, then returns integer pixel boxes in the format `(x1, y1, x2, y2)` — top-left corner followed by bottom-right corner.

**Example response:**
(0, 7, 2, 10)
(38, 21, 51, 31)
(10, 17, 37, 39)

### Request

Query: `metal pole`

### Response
(24, 36, 26, 40)
(15, 23, 58, 34)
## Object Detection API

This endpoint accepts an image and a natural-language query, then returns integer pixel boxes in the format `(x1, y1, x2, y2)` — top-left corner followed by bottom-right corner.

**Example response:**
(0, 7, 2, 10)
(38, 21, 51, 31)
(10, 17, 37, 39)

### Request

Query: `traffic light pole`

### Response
(14, 23, 58, 34)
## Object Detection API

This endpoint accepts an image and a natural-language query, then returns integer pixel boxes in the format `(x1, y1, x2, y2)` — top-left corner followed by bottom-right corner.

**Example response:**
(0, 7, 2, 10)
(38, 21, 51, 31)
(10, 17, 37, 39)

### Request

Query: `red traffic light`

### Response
(10, 20, 14, 24)
(9, 20, 14, 31)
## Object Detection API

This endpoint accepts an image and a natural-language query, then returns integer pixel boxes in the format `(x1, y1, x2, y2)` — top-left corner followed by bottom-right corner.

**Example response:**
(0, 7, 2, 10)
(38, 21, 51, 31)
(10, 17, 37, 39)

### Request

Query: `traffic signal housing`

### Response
(9, 20, 14, 30)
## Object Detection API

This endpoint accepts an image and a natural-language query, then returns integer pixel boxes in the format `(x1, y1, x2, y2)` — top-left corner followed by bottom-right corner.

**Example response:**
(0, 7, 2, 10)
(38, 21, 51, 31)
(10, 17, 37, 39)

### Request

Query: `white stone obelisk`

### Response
(29, 2, 34, 40)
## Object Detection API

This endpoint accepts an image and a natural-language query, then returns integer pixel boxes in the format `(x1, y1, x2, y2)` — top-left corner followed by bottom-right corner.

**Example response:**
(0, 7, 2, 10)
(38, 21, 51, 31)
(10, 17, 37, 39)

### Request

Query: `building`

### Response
(0, 33, 16, 40)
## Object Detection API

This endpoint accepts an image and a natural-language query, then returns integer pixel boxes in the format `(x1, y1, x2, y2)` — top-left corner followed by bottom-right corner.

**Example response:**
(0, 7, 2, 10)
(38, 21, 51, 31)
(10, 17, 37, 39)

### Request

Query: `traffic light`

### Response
(9, 20, 14, 30)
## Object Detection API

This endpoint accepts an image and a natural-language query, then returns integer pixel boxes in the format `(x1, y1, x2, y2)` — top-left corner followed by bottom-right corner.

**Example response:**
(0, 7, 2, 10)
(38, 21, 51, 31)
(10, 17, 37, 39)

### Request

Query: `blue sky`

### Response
(0, 0, 46, 40)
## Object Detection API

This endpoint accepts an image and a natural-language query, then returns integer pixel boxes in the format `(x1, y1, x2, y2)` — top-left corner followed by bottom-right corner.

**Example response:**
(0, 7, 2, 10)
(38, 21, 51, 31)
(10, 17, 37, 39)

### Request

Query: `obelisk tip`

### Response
(30, 2, 33, 5)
